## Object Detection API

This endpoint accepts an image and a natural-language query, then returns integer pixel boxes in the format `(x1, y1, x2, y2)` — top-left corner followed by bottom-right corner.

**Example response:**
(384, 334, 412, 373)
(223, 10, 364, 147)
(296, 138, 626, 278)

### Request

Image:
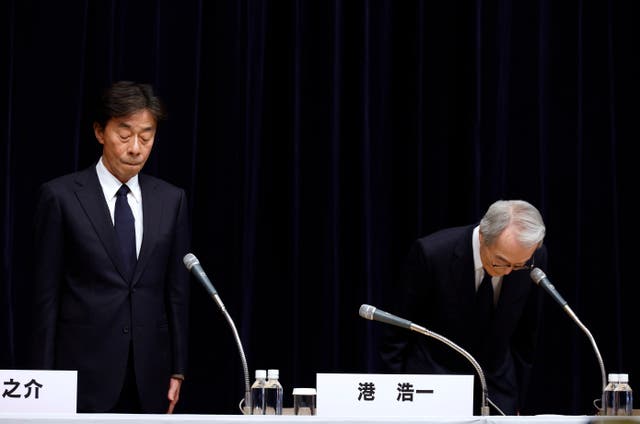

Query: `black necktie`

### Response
(115, 184, 136, 281)
(476, 271, 494, 328)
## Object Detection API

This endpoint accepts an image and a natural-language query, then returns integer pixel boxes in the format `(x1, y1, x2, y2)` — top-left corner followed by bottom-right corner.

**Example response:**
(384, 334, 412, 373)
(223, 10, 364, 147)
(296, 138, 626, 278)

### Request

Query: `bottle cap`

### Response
(619, 373, 629, 383)
(267, 369, 279, 379)
(608, 373, 620, 382)
(292, 388, 317, 396)
(255, 369, 267, 379)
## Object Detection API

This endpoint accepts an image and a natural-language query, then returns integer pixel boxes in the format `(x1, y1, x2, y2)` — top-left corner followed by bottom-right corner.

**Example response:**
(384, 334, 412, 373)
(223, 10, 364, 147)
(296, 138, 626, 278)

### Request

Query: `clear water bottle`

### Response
(615, 373, 633, 416)
(264, 369, 283, 415)
(603, 373, 619, 415)
(250, 369, 267, 415)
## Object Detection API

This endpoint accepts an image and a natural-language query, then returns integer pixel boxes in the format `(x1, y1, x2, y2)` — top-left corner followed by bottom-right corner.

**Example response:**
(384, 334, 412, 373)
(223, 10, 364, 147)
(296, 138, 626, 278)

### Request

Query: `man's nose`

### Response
(129, 137, 142, 154)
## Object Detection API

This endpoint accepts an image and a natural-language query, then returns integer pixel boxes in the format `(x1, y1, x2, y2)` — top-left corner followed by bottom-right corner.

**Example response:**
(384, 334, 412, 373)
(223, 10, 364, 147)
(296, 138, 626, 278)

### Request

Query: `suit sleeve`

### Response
(30, 183, 64, 369)
(167, 188, 190, 377)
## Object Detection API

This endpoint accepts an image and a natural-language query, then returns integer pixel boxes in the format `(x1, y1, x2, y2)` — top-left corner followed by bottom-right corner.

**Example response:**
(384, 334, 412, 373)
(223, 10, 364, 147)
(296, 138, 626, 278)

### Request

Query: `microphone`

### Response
(359, 304, 413, 330)
(530, 267, 567, 307)
(529, 268, 607, 396)
(183, 253, 251, 414)
(359, 304, 494, 416)
(183, 253, 225, 311)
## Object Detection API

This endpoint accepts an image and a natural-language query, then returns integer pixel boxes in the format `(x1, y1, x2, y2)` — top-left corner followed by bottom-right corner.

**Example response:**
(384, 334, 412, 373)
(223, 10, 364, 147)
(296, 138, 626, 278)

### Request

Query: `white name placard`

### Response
(316, 373, 473, 417)
(0, 369, 77, 413)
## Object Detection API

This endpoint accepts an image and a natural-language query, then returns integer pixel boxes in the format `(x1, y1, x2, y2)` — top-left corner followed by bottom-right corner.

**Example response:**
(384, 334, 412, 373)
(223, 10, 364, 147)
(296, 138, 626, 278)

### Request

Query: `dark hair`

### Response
(94, 81, 167, 129)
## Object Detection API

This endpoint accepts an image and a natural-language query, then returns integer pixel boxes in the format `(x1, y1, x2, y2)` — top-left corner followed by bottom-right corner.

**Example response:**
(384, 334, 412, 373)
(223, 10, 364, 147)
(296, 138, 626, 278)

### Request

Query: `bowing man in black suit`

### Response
(380, 199, 548, 415)
(30, 81, 190, 413)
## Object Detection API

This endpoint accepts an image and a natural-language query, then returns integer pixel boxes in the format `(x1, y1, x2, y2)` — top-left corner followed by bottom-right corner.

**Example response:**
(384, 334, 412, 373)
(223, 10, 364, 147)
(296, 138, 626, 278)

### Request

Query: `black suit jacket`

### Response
(380, 225, 547, 415)
(30, 165, 190, 413)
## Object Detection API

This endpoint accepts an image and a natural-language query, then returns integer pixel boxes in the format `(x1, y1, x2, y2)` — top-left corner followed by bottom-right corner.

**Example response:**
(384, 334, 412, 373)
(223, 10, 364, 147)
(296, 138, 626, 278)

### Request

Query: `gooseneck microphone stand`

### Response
(220, 304, 251, 413)
(409, 322, 496, 416)
(184, 253, 251, 414)
(359, 304, 502, 416)
(530, 268, 607, 393)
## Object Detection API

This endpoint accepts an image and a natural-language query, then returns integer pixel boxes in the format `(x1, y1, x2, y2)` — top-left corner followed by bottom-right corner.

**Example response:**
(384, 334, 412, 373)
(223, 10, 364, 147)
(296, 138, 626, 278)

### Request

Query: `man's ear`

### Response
(93, 122, 105, 145)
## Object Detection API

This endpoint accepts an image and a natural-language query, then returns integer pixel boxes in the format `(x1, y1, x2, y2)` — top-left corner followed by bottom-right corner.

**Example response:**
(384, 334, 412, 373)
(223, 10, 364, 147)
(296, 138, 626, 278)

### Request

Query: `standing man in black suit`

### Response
(380, 199, 547, 415)
(30, 81, 190, 413)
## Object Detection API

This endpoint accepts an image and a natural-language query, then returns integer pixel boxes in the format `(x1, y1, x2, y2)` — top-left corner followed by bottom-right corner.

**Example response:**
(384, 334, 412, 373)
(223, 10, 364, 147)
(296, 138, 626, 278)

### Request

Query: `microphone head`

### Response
(530, 267, 546, 284)
(359, 304, 376, 321)
(183, 253, 200, 271)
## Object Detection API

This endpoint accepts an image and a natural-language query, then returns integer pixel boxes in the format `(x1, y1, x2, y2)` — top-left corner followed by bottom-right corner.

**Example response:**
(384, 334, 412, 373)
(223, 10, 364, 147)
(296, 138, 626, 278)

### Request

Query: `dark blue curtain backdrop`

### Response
(2, 0, 638, 415)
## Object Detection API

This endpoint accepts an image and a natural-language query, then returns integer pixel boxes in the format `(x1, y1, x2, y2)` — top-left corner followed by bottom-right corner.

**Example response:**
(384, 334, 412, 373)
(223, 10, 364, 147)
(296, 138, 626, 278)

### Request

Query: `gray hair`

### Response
(479, 200, 546, 248)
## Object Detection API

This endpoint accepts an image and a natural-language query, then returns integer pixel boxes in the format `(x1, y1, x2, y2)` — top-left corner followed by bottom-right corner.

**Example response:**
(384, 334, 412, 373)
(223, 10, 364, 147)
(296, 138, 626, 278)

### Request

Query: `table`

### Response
(1, 413, 632, 424)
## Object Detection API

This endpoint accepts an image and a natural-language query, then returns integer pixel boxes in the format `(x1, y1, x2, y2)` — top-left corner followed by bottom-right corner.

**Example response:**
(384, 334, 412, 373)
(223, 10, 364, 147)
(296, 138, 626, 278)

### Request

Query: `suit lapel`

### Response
(495, 272, 527, 309)
(450, 226, 478, 320)
(452, 226, 478, 299)
(131, 174, 162, 286)
(74, 166, 130, 282)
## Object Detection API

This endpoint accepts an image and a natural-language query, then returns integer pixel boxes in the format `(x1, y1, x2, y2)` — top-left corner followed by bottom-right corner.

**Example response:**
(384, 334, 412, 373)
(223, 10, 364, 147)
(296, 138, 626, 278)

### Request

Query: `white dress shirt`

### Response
(96, 157, 143, 257)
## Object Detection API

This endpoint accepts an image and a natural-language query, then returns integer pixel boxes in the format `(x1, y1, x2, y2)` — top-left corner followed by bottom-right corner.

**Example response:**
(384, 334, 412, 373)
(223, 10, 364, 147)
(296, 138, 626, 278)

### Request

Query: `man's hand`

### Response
(167, 377, 183, 414)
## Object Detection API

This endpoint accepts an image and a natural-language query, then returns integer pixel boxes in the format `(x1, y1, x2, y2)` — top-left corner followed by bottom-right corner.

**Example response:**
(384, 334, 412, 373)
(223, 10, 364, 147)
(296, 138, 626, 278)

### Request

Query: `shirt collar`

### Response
(96, 157, 141, 204)
(472, 225, 484, 275)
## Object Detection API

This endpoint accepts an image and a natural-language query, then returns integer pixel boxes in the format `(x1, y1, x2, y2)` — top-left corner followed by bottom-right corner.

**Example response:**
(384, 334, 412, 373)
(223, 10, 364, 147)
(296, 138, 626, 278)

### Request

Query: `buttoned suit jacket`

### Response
(30, 164, 190, 413)
(380, 224, 547, 415)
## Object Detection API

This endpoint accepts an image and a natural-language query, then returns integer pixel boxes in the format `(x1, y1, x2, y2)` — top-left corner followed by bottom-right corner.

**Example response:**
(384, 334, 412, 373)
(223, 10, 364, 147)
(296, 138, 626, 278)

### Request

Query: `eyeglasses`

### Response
(491, 256, 535, 271)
